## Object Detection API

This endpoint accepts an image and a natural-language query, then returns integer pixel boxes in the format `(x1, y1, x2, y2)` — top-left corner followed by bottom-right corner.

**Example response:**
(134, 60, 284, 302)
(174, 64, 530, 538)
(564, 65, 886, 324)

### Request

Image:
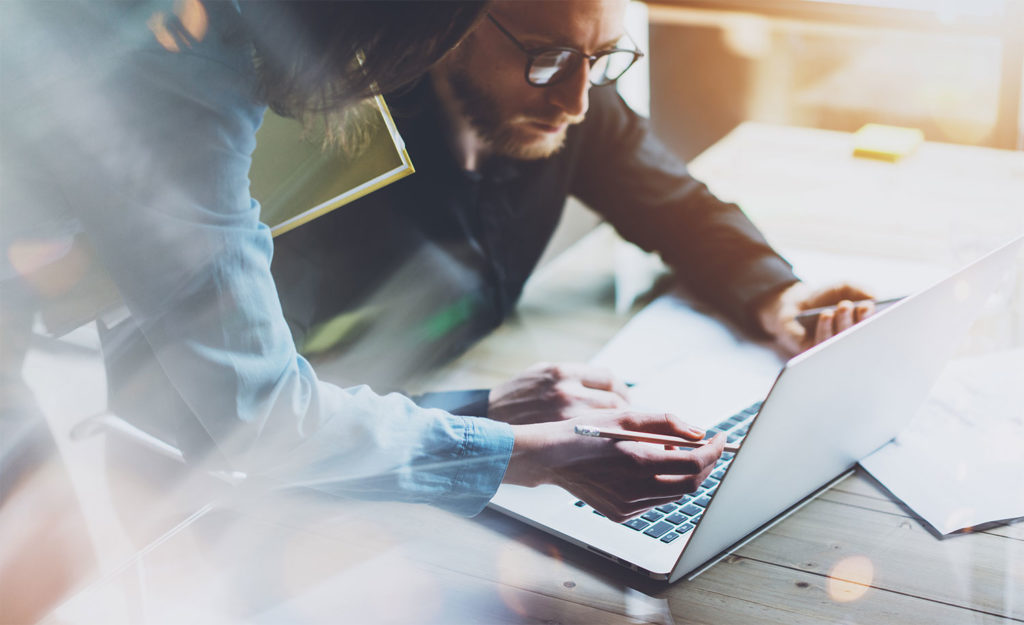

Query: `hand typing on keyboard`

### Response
(503, 411, 727, 523)
(573, 402, 759, 543)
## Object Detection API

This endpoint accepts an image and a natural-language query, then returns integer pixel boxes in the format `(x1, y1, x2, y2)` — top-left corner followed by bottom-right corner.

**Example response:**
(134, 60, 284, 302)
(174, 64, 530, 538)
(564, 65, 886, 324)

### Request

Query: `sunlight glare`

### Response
(827, 555, 874, 603)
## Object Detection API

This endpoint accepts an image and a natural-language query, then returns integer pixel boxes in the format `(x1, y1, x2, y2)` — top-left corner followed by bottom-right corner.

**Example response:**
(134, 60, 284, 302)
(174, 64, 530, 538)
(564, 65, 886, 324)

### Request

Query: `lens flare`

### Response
(827, 555, 874, 603)
(177, 0, 208, 42)
(7, 237, 84, 296)
(148, 0, 208, 53)
(7, 238, 73, 278)
(496, 541, 564, 616)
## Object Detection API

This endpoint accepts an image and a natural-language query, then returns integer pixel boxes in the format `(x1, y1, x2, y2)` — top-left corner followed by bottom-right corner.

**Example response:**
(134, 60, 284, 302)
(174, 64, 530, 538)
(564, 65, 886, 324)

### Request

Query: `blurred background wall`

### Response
(546, 0, 1024, 264)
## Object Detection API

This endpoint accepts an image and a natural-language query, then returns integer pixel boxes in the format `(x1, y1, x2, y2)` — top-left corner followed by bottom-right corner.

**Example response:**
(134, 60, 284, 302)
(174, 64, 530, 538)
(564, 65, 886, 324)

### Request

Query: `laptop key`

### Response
(573, 500, 586, 507)
(700, 477, 719, 490)
(643, 521, 674, 539)
(695, 494, 712, 508)
(656, 503, 679, 514)
(666, 512, 688, 525)
(641, 510, 664, 523)
(676, 522, 695, 535)
(660, 532, 681, 544)
(691, 512, 703, 525)
(680, 503, 702, 516)
(703, 429, 723, 440)
(623, 518, 649, 531)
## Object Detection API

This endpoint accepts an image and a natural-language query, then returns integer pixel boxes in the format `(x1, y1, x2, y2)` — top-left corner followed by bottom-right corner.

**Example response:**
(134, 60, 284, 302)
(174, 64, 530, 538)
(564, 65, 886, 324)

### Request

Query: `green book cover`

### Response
(250, 94, 414, 237)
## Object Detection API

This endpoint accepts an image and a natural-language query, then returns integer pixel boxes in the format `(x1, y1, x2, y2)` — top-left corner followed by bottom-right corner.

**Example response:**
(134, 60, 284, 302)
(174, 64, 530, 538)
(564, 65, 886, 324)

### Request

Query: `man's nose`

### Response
(547, 60, 591, 118)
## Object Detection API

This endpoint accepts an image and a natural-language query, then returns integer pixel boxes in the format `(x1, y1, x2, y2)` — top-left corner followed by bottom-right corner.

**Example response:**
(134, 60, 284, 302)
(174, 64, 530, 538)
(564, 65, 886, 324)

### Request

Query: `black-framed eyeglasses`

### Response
(486, 14, 644, 87)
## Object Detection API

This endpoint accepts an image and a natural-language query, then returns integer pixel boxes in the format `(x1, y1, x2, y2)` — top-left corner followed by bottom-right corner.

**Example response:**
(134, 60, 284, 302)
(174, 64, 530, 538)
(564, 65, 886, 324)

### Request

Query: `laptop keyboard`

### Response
(572, 401, 761, 545)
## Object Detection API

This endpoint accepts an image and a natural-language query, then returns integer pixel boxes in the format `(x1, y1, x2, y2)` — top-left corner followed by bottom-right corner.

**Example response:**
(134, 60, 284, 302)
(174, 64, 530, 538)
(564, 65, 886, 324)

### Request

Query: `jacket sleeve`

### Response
(570, 88, 799, 332)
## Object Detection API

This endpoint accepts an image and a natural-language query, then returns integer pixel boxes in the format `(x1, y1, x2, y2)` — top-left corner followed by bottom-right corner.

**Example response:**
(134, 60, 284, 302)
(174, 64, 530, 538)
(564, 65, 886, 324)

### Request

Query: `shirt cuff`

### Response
(446, 415, 514, 516)
(724, 255, 800, 335)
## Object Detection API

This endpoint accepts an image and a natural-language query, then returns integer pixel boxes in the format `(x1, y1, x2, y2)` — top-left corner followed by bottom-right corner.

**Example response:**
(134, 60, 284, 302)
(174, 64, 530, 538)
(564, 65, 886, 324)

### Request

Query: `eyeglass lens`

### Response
(529, 50, 577, 85)
(528, 49, 638, 86)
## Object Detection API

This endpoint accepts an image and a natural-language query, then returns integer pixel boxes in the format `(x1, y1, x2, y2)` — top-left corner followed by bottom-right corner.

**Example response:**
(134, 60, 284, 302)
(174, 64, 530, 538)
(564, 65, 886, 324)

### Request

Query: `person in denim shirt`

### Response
(1, 0, 722, 523)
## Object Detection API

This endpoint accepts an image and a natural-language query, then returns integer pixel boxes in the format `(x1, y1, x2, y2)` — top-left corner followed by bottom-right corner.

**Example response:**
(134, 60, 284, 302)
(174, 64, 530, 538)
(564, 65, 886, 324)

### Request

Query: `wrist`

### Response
(503, 421, 566, 488)
(755, 281, 804, 337)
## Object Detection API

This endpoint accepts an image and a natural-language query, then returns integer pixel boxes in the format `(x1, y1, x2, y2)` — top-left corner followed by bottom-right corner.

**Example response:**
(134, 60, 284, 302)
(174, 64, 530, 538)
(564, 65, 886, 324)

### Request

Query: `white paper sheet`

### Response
(860, 349, 1024, 535)
(591, 292, 784, 430)
(594, 247, 948, 429)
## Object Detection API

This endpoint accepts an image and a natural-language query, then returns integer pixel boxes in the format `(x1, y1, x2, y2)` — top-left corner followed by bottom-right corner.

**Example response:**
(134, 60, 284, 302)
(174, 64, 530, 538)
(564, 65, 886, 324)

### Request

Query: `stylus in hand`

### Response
(795, 296, 904, 333)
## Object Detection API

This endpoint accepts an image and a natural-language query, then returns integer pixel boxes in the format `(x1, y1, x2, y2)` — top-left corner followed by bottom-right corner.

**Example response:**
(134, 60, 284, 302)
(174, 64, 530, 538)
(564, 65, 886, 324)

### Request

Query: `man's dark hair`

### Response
(241, 1, 486, 120)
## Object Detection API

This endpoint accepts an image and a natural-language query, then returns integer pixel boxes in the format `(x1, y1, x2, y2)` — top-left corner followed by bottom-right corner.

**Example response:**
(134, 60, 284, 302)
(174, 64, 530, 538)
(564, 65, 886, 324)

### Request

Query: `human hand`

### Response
(487, 362, 631, 425)
(757, 282, 876, 355)
(503, 411, 725, 522)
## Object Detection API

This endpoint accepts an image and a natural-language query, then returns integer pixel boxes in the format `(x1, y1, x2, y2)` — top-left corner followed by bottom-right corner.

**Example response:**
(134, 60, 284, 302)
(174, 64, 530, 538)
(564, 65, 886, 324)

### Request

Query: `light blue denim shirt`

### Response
(0, 1, 513, 515)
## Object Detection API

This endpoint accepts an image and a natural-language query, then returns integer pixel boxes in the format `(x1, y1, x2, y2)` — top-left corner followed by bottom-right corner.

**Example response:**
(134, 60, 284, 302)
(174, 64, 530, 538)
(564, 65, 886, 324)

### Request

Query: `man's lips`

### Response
(526, 120, 568, 134)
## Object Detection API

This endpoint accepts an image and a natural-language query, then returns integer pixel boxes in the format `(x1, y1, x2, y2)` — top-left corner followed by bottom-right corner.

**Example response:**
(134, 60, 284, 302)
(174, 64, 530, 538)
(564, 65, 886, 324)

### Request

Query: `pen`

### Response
(574, 425, 741, 454)
(795, 296, 904, 333)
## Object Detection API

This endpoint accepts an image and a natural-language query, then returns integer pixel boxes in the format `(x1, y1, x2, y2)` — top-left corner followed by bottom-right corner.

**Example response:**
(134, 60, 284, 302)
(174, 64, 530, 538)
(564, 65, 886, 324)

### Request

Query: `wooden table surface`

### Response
(49, 123, 1024, 624)
(407, 218, 1023, 625)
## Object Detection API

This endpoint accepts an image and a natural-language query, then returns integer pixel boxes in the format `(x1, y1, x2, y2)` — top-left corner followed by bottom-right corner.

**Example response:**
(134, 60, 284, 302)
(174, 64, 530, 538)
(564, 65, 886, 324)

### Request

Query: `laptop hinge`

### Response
(685, 468, 855, 581)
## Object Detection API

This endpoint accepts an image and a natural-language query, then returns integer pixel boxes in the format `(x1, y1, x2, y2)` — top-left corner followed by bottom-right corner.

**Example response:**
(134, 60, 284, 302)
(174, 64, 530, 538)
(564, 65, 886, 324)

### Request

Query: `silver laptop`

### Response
(489, 236, 1022, 582)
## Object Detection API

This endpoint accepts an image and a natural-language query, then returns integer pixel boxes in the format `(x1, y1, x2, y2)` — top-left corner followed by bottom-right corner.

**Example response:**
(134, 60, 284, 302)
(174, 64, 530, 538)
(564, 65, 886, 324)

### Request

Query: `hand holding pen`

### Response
(758, 282, 903, 355)
(795, 296, 903, 333)
(504, 411, 724, 522)
(574, 424, 741, 453)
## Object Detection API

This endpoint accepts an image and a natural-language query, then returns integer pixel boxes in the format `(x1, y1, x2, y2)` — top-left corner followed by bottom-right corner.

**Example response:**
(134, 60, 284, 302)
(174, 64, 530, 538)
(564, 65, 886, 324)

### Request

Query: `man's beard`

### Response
(445, 66, 581, 161)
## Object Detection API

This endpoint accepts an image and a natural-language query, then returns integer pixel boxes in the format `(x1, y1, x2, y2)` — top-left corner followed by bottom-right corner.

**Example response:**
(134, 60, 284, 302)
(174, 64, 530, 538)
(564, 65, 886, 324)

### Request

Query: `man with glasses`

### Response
(272, 0, 874, 425)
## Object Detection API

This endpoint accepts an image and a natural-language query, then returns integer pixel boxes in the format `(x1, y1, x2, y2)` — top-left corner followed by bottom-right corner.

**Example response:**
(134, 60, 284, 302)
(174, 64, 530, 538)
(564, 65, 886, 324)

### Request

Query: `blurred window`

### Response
(647, 0, 1023, 158)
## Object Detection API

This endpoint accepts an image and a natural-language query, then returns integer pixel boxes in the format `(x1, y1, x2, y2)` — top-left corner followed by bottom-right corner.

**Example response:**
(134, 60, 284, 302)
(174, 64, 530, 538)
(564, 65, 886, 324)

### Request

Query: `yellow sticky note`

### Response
(852, 123, 924, 162)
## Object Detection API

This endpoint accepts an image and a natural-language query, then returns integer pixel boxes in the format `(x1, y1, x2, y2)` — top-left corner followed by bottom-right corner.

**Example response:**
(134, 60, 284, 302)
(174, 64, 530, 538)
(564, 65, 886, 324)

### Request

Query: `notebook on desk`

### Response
(489, 235, 1022, 583)
(250, 94, 413, 237)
